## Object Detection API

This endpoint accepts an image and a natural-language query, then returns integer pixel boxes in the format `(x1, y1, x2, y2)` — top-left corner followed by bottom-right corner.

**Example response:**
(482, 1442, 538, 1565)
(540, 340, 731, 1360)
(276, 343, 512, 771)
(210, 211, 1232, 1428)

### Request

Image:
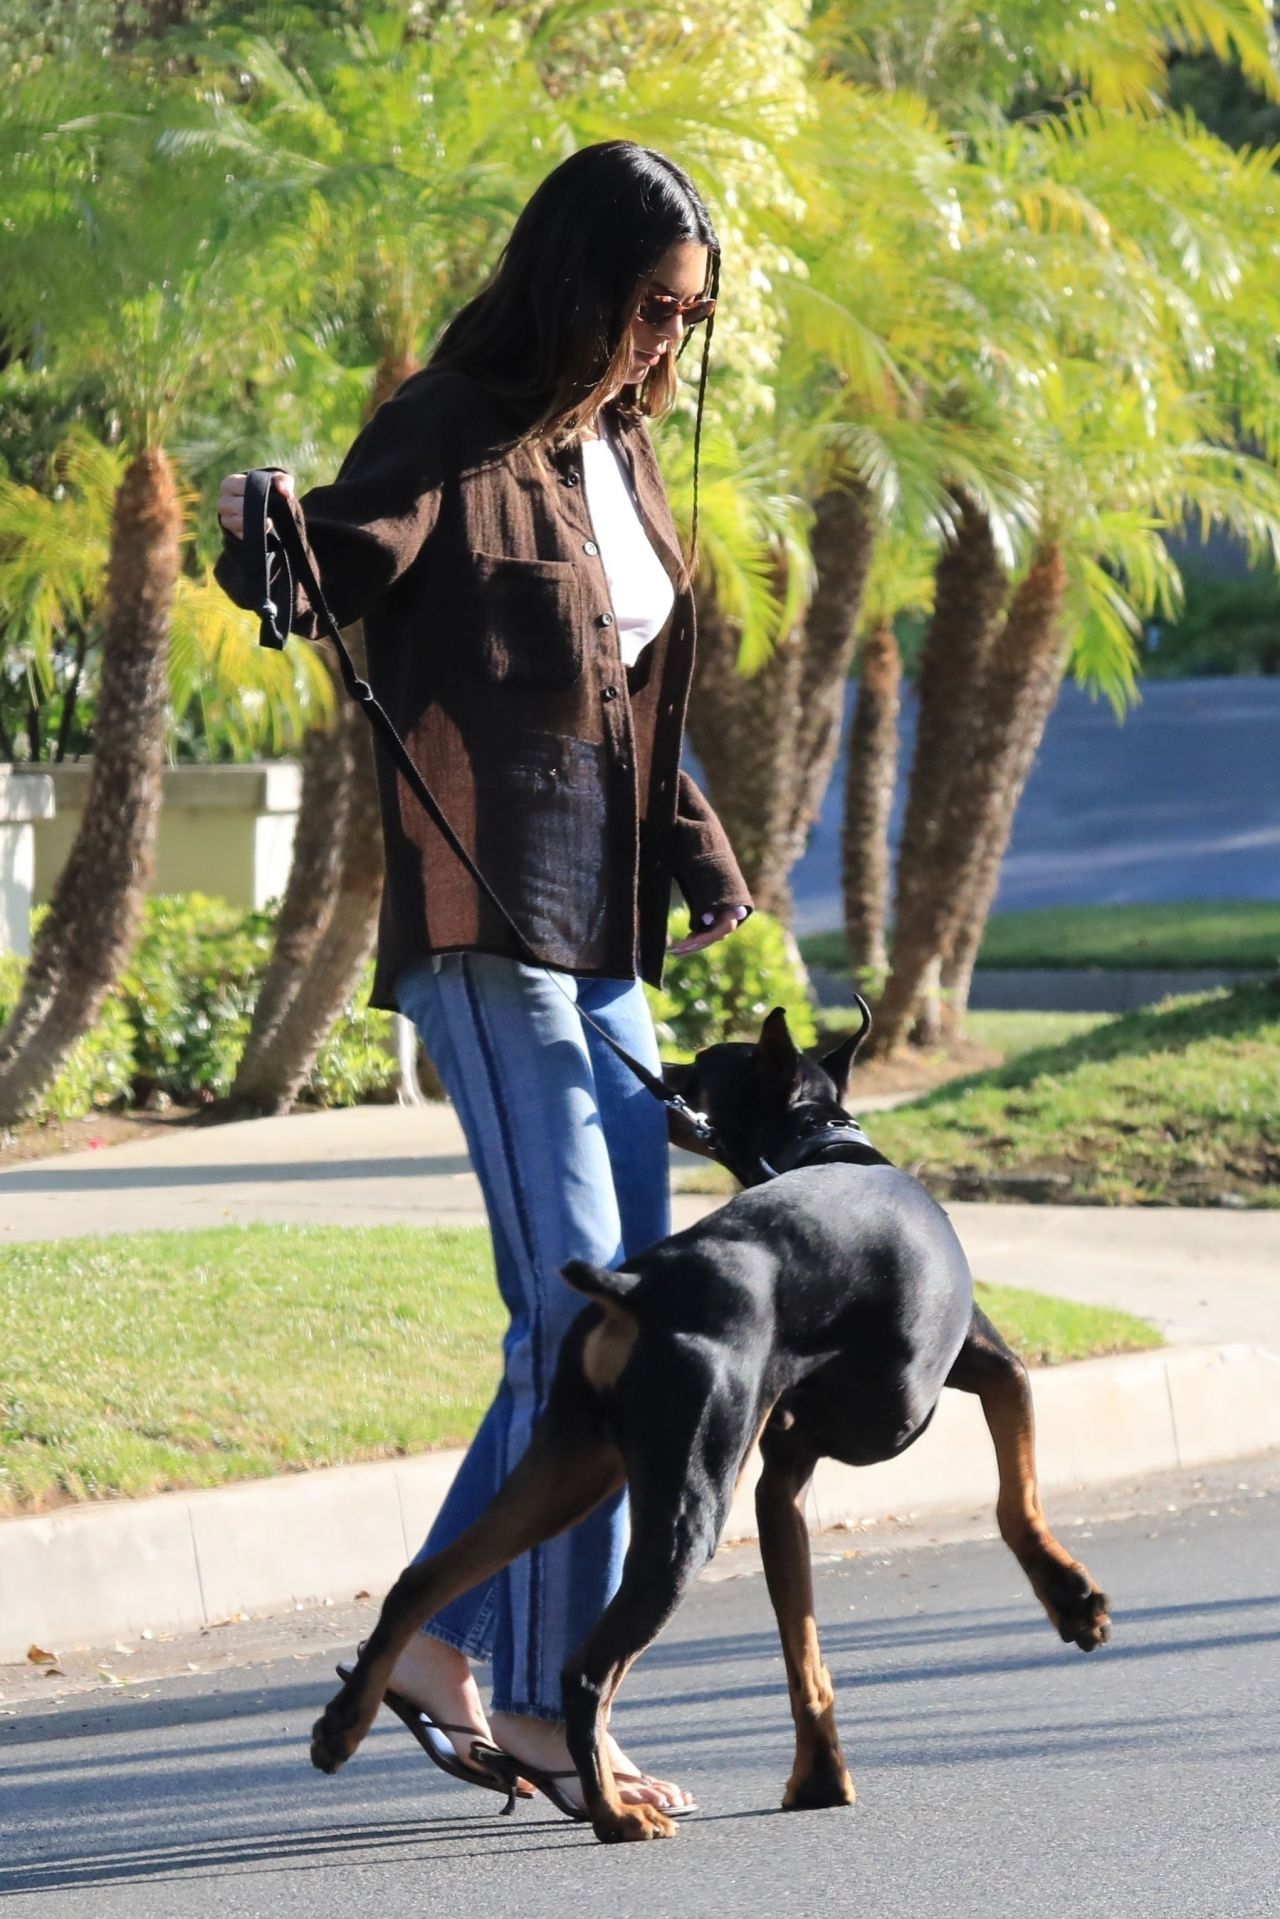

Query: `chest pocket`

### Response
(469, 552, 584, 690)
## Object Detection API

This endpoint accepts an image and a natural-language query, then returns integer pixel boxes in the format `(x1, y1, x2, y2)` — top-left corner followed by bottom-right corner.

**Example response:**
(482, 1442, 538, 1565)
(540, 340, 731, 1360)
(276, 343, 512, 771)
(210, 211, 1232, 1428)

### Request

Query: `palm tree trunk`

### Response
(870, 497, 1008, 1054)
(938, 837, 1002, 1042)
(776, 485, 876, 884)
(366, 347, 417, 414)
(875, 542, 1067, 1055)
(686, 570, 804, 918)
(0, 448, 180, 1123)
(939, 546, 1071, 1039)
(227, 653, 352, 1108)
(230, 641, 385, 1113)
(686, 486, 874, 922)
(248, 688, 385, 1110)
(841, 619, 901, 977)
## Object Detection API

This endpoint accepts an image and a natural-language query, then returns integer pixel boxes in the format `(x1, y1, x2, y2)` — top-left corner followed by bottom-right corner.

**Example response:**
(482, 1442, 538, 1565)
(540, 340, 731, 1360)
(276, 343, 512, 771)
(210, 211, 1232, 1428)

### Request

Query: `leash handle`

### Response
(240, 469, 710, 1134)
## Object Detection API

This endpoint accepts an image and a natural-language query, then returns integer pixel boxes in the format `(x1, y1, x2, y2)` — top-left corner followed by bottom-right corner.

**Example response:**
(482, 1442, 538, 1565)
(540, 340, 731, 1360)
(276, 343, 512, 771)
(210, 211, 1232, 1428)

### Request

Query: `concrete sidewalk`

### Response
(2, 1100, 1278, 1347)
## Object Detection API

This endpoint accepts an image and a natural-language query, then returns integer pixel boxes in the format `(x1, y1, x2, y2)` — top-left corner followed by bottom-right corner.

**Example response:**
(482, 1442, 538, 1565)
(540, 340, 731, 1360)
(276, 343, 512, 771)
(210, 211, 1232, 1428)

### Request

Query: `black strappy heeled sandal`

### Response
(333, 1661, 521, 1800)
(469, 1739, 589, 1820)
(470, 1739, 697, 1821)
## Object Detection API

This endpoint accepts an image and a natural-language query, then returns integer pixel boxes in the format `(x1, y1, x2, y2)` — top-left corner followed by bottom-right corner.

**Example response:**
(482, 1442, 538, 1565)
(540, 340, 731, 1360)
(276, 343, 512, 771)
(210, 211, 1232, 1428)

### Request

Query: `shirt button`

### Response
(583, 540, 598, 556)
(598, 611, 615, 627)
(602, 685, 619, 702)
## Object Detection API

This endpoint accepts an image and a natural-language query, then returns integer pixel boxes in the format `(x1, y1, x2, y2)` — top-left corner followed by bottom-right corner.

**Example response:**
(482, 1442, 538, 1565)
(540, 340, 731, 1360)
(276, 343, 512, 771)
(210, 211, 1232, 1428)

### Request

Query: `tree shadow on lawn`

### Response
(897, 980, 1280, 1113)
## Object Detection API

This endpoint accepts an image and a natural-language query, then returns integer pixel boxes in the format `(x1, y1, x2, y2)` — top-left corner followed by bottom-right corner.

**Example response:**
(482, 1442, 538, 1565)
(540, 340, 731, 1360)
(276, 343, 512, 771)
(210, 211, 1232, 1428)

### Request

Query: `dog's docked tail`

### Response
(561, 1260, 641, 1306)
(564, 1261, 643, 1392)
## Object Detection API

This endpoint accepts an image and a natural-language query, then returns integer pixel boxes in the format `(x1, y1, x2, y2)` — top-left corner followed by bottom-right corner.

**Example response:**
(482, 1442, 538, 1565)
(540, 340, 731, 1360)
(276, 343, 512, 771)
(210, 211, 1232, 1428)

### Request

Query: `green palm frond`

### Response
(0, 429, 121, 686)
(170, 570, 334, 757)
(1057, 0, 1280, 112)
(657, 416, 811, 671)
(0, 56, 296, 451)
(779, 281, 913, 404)
(815, 0, 1279, 116)
(860, 521, 939, 630)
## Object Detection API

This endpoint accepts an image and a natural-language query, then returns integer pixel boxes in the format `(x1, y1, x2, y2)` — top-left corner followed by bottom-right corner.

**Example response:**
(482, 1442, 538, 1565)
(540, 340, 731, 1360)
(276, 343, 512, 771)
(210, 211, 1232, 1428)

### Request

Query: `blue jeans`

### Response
(396, 952, 670, 1720)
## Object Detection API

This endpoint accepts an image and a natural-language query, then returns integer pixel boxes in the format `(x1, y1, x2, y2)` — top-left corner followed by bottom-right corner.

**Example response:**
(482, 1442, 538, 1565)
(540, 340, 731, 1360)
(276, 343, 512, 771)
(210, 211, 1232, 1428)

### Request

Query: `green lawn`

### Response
(0, 1222, 1159, 1514)
(799, 901, 1280, 974)
(971, 1282, 1158, 1369)
(872, 981, 1280, 1205)
(0, 1225, 504, 1515)
(815, 1005, 1108, 1057)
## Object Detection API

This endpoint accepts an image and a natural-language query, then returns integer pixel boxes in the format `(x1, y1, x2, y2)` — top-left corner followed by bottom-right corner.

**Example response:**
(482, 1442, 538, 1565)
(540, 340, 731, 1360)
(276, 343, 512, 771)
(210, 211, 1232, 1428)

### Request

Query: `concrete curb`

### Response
(3, 1342, 1278, 1664)
(805, 963, 1270, 1015)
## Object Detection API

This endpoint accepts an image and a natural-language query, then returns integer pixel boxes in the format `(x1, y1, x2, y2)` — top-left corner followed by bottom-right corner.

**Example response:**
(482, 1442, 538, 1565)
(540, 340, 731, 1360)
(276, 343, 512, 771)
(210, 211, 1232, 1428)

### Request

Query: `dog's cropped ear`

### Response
(754, 1006, 800, 1086)
(819, 996, 873, 1103)
(819, 994, 873, 1101)
(818, 1033, 859, 1104)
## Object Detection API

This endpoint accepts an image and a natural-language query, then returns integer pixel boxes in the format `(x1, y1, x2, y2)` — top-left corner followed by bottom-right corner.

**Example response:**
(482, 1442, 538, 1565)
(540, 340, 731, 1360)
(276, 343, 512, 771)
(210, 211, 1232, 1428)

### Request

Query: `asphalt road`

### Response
(789, 676, 1280, 931)
(4, 1459, 1277, 1919)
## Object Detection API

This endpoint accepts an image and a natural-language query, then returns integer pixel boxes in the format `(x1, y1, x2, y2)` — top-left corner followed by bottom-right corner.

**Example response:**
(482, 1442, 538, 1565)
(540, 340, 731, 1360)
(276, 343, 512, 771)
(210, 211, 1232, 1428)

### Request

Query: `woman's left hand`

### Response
(669, 906, 749, 957)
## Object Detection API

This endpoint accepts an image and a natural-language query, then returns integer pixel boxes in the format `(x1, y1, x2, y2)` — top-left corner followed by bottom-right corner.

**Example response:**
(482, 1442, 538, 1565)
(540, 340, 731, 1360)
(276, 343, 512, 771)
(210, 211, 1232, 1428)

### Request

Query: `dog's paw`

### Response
(594, 1803, 679, 1844)
(310, 1687, 373, 1774)
(783, 1765, 857, 1812)
(1039, 1558, 1111, 1652)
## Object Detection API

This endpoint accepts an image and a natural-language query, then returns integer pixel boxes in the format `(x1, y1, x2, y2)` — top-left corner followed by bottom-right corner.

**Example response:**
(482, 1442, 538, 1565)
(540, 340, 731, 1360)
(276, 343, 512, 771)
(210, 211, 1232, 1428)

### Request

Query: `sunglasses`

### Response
(635, 290, 717, 330)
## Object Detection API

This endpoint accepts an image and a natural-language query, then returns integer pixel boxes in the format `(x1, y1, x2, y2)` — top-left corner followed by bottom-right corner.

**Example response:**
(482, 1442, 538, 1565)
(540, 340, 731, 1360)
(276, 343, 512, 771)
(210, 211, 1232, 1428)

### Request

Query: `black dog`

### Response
(312, 1004, 1109, 1842)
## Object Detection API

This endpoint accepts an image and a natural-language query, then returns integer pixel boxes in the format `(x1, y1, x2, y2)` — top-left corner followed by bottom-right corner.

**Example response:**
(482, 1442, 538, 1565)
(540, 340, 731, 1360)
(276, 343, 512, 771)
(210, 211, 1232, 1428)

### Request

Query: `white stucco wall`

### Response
(28, 763, 302, 914)
(1, 769, 56, 958)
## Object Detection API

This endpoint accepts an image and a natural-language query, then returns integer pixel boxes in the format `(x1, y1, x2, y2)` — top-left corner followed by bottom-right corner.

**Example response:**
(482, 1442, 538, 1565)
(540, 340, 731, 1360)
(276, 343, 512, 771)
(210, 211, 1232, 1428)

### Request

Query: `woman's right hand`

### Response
(217, 468, 296, 541)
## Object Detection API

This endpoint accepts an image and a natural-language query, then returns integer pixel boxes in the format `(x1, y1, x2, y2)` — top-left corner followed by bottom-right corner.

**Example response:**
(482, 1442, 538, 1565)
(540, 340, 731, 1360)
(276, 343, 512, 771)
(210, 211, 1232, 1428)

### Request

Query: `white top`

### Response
(580, 419, 676, 667)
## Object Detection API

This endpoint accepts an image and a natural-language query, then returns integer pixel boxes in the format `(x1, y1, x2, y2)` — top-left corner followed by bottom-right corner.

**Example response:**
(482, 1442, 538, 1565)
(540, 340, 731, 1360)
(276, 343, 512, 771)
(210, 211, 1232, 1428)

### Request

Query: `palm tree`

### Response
(872, 104, 1280, 1052)
(0, 61, 296, 1123)
(685, 77, 1033, 925)
(840, 527, 934, 980)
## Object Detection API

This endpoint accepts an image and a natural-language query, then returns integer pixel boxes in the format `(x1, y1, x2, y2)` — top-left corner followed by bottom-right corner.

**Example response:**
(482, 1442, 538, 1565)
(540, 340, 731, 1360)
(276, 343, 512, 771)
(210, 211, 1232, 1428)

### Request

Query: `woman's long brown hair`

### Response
(427, 141, 720, 579)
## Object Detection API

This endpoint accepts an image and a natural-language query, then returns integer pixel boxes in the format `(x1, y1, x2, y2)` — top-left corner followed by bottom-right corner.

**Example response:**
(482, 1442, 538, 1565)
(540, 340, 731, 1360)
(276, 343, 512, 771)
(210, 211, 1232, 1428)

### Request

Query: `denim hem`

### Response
(489, 1698, 567, 1724)
(419, 1620, 493, 1661)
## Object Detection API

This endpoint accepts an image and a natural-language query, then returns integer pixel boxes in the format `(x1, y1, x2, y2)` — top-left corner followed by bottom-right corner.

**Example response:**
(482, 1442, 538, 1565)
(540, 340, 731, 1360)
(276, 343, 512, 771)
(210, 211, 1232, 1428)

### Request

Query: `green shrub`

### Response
(647, 908, 816, 1056)
(1143, 562, 1280, 678)
(119, 894, 276, 1099)
(309, 972, 398, 1106)
(116, 894, 397, 1107)
(0, 954, 135, 1120)
(8, 894, 398, 1117)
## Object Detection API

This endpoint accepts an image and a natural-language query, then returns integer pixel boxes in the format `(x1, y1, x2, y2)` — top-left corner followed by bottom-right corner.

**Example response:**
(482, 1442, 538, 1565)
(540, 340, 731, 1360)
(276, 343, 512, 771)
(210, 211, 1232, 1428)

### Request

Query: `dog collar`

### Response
(757, 1122, 877, 1181)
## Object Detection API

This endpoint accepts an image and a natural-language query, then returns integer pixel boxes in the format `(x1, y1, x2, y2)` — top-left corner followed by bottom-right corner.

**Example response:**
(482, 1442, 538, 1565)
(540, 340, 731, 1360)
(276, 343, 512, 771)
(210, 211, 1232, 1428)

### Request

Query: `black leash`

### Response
(241, 467, 719, 1150)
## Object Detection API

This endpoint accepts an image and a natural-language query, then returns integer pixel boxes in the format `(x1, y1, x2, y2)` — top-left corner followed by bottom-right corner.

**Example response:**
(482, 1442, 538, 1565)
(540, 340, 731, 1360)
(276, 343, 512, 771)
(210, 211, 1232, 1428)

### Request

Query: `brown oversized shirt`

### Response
(214, 366, 749, 1010)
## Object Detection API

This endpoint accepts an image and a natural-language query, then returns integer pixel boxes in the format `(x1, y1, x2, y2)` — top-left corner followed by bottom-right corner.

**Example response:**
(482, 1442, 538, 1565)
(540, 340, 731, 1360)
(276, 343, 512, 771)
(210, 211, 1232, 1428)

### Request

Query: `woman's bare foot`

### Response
(488, 1710, 693, 1812)
(385, 1633, 495, 1777)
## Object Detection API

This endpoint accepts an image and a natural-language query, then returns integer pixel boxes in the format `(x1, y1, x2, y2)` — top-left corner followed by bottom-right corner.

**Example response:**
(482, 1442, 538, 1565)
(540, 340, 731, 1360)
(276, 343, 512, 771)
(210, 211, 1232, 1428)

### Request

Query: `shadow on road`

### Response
(4, 1583, 1277, 1895)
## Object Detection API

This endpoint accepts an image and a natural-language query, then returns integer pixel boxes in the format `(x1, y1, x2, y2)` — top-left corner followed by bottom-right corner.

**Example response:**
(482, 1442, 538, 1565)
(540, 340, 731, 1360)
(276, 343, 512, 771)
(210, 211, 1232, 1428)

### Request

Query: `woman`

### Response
(216, 141, 749, 1816)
